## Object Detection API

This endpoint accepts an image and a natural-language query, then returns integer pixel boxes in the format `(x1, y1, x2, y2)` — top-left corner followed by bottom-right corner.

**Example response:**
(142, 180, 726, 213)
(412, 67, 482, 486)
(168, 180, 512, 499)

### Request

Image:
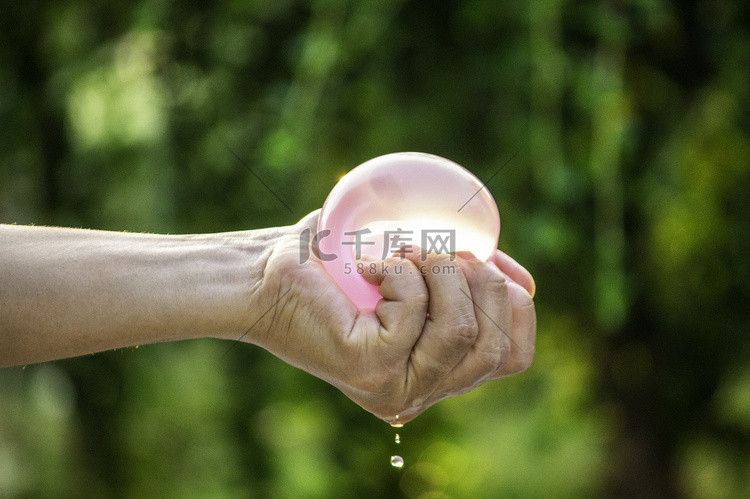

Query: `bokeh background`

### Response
(2, 0, 749, 497)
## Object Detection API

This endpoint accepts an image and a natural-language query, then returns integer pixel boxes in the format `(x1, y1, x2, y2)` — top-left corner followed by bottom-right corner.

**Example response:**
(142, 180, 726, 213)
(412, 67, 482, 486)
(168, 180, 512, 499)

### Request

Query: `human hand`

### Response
(243, 210, 536, 424)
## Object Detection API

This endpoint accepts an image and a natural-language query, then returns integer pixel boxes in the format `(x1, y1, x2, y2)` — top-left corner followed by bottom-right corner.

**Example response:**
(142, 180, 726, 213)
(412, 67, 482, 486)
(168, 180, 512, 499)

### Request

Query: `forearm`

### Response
(0, 224, 279, 367)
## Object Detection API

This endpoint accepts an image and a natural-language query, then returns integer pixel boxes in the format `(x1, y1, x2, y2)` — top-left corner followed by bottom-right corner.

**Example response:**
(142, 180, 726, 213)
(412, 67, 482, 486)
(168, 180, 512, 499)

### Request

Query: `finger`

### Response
(490, 250, 536, 298)
(491, 280, 536, 378)
(362, 257, 428, 350)
(402, 252, 479, 398)
(436, 254, 513, 392)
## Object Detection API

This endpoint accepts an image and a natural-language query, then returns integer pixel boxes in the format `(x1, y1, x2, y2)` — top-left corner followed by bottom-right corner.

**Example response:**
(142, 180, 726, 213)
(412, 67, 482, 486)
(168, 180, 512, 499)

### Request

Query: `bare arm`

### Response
(0, 224, 280, 367)
(0, 213, 536, 423)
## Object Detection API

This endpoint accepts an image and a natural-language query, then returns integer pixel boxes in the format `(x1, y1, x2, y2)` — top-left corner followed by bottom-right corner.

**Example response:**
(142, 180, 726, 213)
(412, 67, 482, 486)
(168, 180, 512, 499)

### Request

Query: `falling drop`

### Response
(390, 455, 404, 468)
(395, 433, 400, 444)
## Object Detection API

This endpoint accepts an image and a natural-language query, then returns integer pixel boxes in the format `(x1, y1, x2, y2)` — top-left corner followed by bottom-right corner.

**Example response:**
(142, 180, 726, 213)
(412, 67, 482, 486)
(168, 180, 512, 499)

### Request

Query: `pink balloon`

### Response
(318, 152, 500, 310)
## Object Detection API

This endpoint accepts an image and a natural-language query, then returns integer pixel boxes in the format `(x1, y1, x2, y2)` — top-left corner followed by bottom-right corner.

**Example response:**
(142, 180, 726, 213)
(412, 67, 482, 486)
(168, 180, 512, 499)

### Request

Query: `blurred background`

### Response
(1, 0, 749, 497)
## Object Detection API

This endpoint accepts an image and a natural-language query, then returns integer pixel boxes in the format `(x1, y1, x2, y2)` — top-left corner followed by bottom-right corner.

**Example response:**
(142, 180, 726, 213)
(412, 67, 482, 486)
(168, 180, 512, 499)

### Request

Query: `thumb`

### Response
(361, 257, 428, 348)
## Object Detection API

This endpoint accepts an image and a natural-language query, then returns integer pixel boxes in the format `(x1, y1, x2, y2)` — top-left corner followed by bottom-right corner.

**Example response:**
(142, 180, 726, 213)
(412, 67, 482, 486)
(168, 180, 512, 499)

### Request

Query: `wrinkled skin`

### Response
(247, 211, 537, 424)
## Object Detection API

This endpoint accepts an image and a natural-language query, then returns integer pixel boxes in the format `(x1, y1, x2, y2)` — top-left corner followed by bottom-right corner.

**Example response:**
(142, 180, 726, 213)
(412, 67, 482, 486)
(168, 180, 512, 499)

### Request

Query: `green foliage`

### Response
(2, 0, 750, 497)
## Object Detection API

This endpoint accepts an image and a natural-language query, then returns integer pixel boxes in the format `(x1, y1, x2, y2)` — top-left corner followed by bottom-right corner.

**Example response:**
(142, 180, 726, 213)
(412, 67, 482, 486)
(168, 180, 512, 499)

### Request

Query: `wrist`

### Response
(188, 227, 283, 343)
(219, 213, 319, 349)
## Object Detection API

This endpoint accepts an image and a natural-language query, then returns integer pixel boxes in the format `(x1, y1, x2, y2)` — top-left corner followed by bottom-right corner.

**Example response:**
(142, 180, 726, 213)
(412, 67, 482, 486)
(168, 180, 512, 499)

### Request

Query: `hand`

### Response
(244, 211, 537, 424)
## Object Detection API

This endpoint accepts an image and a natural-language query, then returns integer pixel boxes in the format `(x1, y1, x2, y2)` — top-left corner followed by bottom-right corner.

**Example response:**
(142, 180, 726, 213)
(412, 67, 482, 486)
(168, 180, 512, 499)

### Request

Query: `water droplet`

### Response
(390, 416, 404, 428)
(395, 433, 400, 444)
(390, 455, 404, 468)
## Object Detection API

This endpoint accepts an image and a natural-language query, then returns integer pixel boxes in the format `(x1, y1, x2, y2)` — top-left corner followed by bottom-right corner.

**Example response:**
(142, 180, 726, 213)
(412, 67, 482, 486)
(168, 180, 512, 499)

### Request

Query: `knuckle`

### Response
(421, 251, 451, 264)
(452, 319, 479, 344)
(380, 258, 429, 302)
(471, 262, 507, 292)
(474, 344, 511, 378)
(489, 345, 511, 371)
(513, 348, 535, 373)
(507, 281, 534, 307)
(482, 272, 508, 296)
(417, 252, 456, 274)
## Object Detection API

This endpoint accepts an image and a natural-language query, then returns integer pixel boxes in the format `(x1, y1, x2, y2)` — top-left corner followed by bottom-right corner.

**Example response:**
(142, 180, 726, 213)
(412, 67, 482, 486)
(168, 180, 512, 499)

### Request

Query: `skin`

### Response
(0, 210, 536, 424)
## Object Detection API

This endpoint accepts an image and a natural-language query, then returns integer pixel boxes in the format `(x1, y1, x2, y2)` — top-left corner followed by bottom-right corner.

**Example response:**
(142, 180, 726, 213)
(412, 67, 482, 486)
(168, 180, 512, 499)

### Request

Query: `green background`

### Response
(2, 0, 749, 497)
